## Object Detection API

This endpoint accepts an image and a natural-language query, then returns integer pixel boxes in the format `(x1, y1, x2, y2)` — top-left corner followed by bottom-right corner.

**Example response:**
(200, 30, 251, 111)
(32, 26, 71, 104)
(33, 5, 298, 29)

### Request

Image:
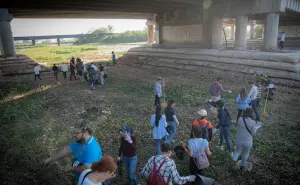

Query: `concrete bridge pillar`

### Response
(32, 39, 36, 46)
(0, 9, 16, 57)
(57, 38, 60, 46)
(263, 13, 279, 50)
(249, 21, 256, 39)
(146, 20, 155, 44)
(230, 25, 235, 40)
(211, 16, 223, 49)
(155, 14, 162, 44)
(234, 15, 248, 50)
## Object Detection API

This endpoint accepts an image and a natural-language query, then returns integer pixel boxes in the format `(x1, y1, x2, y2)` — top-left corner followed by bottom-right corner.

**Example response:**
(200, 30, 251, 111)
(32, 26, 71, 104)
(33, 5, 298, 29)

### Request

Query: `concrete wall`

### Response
(161, 24, 203, 44)
(278, 26, 300, 37)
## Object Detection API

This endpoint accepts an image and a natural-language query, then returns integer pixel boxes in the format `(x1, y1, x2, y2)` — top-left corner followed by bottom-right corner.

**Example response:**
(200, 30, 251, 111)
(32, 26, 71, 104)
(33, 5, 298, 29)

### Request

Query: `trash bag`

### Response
(193, 175, 215, 185)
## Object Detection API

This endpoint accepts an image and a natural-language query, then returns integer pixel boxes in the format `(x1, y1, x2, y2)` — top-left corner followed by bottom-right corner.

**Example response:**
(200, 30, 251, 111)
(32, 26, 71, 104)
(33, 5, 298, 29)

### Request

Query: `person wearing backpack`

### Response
(150, 106, 169, 155)
(231, 108, 257, 171)
(191, 109, 212, 141)
(215, 99, 233, 155)
(235, 87, 251, 122)
(118, 126, 139, 185)
(183, 126, 212, 175)
(77, 156, 117, 185)
(141, 142, 196, 185)
(208, 77, 232, 107)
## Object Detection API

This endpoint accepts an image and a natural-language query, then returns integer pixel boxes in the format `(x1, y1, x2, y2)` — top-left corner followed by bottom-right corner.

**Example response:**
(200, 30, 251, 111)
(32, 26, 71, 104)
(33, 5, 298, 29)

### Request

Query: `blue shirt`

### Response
(188, 138, 208, 157)
(235, 94, 251, 110)
(69, 136, 102, 179)
(150, 114, 169, 139)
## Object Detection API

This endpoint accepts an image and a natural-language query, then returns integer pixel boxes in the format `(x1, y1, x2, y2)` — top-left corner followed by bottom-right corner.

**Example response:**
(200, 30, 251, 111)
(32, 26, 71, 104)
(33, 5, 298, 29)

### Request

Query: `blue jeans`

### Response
(155, 139, 161, 155)
(232, 142, 252, 167)
(251, 99, 260, 121)
(122, 156, 139, 185)
(167, 121, 177, 142)
(219, 127, 232, 153)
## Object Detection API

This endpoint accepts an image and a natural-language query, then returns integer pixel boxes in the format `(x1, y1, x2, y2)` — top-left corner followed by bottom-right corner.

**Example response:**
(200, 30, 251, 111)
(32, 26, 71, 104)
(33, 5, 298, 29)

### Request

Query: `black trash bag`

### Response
(193, 175, 215, 185)
(174, 145, 185, 160)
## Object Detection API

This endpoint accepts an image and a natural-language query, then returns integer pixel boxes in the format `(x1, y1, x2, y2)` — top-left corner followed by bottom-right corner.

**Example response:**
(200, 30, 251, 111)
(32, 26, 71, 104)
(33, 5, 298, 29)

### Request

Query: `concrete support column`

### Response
(211, 16, 223, 49)
(250, 24, 255, 40)
(155, 14, 163, 44)
(32, 39, 36, 46)
(230, 25, 235, 40)
(146, 20, 155, 44)
(57, 38, 60, 46)
(234, 15, 248, 50)
(0, 9, 16, 57)
(264, 13, 279, 50)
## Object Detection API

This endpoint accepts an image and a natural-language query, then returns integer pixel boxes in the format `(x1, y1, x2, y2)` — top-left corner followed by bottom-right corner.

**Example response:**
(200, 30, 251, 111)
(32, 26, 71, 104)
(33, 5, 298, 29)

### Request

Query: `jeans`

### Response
(167, 121, 177, 142)
(34, 74, 41, 80)
(70, 71, 77, 81)
(232, 142, 252, 167)
(251, 99, 260, 121)
(155, 139, 162, 155)
(54, 71, 58, 81)
(122, 156, 139, 185)
(256, 98, 260, 108)
(279, 41, 284, 50)
(219, 127, 232, 153)
(62, 72, 67, 79)
(154, 95, 161, 106)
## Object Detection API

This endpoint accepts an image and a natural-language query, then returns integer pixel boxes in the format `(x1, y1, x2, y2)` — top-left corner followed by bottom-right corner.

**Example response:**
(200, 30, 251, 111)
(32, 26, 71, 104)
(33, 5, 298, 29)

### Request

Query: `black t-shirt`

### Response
(165, 106, 176, 122)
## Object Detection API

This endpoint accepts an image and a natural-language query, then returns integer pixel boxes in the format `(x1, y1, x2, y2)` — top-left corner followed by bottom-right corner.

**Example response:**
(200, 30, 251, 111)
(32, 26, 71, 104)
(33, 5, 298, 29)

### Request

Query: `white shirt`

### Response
(281, 33, 285, 41)
(248, 85, 258, 100)
(34, 66, 41, 74)
(150, 114, 169, 139)
(61, 64, 68, 72)
(78, 169, 102, 185)
(91, 64, 98, 71)
(154, 82, 162, 97)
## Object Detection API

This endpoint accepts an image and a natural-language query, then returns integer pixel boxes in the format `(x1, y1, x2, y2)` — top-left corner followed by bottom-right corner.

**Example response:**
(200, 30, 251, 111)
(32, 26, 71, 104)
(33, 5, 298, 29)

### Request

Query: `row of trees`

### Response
(75, 25, 147, 44)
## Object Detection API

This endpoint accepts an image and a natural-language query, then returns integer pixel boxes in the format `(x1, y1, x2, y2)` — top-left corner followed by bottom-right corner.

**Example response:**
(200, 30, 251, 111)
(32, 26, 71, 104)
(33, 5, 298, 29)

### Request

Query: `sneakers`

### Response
(229, 152, 234, 157)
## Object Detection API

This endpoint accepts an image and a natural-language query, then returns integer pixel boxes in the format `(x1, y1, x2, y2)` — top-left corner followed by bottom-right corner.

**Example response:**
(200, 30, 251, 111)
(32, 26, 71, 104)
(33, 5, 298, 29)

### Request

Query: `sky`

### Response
(11, 19, 146, 37)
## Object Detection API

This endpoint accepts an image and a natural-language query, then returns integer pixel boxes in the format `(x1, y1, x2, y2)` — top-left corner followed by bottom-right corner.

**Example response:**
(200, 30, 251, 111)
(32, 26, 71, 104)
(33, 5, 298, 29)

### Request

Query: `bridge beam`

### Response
(0, 9, 16, 57)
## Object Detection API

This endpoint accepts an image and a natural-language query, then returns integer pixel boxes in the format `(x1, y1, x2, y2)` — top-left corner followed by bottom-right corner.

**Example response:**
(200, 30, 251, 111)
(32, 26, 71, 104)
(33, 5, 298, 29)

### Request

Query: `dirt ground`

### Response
(0, 61, 300, 185)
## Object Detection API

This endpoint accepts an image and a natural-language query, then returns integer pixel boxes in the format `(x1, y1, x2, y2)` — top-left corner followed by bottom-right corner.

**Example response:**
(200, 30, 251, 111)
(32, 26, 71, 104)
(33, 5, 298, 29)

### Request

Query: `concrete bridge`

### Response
(14, 33, 115, 46)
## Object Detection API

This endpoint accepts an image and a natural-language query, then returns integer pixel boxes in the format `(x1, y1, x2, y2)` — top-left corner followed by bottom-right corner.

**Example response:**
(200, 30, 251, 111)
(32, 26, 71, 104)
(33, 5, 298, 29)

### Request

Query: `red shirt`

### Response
(118, 135, 137, 157)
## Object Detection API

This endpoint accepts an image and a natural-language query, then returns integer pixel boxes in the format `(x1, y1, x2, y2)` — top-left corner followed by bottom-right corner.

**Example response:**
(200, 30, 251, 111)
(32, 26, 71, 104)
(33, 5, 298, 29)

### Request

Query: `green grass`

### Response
(16, 45, 99, 63)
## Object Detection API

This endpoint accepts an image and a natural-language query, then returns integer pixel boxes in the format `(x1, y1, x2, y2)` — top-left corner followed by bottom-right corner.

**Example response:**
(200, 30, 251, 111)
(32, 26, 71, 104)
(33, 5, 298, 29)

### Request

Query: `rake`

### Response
(161, 77, 167, 108)
(261, 87, 270, 117)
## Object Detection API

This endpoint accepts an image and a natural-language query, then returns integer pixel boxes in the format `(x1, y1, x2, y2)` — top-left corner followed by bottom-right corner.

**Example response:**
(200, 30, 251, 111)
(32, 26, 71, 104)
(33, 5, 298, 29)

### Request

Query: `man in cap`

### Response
(43, 119, 102, 180)
(191, 109, 213, 141)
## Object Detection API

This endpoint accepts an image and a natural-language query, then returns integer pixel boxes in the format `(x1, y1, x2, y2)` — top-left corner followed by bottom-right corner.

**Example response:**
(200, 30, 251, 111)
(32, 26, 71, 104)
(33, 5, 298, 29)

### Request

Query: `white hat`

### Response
(198, 109, 207, 117)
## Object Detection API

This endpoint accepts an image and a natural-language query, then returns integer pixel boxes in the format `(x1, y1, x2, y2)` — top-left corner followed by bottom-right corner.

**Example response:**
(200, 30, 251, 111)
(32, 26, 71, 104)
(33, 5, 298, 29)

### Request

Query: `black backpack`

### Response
(104, 73, 108, 79)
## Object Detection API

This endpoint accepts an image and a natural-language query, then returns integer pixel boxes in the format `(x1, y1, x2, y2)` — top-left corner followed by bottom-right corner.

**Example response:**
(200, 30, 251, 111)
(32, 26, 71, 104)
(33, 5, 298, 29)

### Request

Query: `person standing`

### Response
(77, 156, 117, 185)
(70, 59, 77, 81)
(209, 77, 232, 106)
(279, 32, 285, 50)
(248, 81, 260, 121)
(216, 100, 233, 155)
(150, 106, 169, 155)
(232, 108, 257, 171)
(76, 58, 83, 81)
(235, 87, 251, 122)
(61, 62, 68, 80)
(52, 64, 59, 81)
(112, 51, 116, 66)
(99, 67, 105, 86)
(88, 64, 96, 90)
(82, 61, 89, 82)
(43, 120, 102, 181)
(141, 142, 196, 185)
(154, 77, 163, 107)
(118, 126, 139, 185)
(34, 64, 41, 81)
(165, 100, 179, 143)
(256, 82, 262, 108)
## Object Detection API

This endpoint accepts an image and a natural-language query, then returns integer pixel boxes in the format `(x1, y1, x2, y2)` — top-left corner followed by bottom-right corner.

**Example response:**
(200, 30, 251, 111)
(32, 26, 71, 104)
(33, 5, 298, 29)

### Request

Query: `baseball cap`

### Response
(120, 125, 133, 134)
(198, 109, 207, 117)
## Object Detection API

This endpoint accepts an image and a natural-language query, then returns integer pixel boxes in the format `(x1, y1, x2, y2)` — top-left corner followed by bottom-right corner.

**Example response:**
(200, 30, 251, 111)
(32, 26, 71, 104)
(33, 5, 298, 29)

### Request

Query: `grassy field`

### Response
(15, 44, 129, 65)
(0, 61, 299, 185)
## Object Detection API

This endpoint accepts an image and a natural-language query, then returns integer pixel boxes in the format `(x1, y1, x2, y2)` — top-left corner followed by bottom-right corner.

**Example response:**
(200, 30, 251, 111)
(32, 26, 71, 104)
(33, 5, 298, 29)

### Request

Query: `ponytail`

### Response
(155, 106, 162, 127)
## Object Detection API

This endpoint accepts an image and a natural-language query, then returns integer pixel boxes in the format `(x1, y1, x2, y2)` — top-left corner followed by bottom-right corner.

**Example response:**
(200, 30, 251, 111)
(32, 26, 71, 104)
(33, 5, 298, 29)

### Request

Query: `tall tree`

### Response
(107, 25, 114, 33)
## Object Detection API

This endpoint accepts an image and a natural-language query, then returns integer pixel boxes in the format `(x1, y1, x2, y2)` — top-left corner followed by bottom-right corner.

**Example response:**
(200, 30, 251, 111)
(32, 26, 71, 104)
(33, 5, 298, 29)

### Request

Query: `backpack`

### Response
(197, 119, 209, 140)
(218, 107, 232, 128)
(104, 73, 108, 79)
(192, 140, 210, 170)
(209, 82, 217, 96)
(147, 157, 169, 185)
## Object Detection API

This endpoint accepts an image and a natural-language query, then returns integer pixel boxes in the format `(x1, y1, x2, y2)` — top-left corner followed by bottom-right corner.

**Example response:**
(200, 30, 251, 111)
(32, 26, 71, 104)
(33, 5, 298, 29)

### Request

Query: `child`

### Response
(34, 64, 41, 81)
(99, 67, 105, 85)
(216, 99, 233, 155)
(61, 62, 68, 80)
(52, 64, 59, 81)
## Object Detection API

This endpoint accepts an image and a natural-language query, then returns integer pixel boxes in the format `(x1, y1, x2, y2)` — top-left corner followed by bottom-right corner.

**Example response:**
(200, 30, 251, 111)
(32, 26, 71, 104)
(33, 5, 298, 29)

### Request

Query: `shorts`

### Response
(77, 71, 83, 76)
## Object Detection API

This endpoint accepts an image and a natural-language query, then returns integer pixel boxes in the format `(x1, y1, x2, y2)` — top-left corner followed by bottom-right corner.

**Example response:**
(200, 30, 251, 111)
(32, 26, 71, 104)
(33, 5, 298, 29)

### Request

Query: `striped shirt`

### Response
(141, 155, 195, 185)
(257, 85, 262, 98)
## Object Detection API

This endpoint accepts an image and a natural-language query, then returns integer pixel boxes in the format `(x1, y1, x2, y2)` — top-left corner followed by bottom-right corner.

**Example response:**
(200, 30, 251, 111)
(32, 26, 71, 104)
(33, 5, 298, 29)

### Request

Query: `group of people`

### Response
(42, 74, 274, 185)
(33, 51, 118, 88)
